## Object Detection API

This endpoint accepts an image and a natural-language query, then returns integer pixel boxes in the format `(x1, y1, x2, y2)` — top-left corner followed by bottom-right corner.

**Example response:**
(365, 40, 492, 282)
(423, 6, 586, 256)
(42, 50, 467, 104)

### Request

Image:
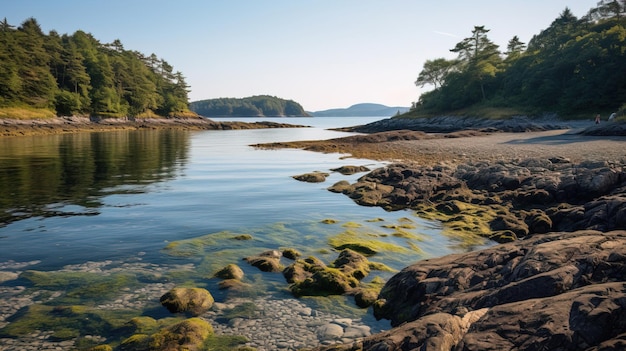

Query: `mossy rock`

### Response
(160, 287, 214, 316)
(331, 249, 370, 280)
(214, 264, 244, 280)
(290, 268, 358, 297)
(232, 234, 253, 240)
(120, 317, 213, 351)
(282, 248, 301, 260)
(321, 218, 340, 224)
(328, 229, 408, 256)
(243, 254, 283, 273)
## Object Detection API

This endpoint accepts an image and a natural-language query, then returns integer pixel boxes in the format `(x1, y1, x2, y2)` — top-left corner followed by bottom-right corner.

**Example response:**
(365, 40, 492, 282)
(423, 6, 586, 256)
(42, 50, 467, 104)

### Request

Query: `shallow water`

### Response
(0, 117, 492, 348)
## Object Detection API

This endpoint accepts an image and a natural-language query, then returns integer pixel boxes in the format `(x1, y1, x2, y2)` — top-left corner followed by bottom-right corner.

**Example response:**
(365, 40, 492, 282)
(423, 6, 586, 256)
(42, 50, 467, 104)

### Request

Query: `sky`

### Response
(4, 0, 596, 111)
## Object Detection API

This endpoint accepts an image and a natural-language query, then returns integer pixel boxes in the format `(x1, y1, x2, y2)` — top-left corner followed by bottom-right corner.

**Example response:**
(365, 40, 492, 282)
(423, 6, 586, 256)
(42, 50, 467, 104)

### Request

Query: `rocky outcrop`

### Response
(311, 230, 626, 351)
(330, 158, 626, 242)
(346, 116, 577, 134)
(159, 287, 214, 316)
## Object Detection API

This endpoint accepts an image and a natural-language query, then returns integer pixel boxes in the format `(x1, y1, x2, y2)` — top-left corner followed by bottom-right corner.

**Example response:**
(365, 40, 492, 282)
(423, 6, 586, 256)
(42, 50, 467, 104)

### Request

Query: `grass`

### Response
(0, 106, 56, 119)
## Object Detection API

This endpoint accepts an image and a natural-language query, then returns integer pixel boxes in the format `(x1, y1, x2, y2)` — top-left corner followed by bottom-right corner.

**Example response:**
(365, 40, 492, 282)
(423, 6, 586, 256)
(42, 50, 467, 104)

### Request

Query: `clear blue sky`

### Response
(4, 0, 595, 111)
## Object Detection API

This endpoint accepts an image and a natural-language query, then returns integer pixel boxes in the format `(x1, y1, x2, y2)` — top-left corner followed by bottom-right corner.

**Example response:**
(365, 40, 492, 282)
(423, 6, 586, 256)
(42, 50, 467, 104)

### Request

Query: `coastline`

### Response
(2, 116, 625, 350)
(261, 119, 626, 351)
(0, 116, 308, 137)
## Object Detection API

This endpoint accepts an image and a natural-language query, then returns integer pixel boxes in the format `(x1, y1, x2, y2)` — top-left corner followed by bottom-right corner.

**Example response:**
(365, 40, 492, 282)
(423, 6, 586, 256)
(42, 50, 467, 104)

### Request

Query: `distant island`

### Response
(190, 95, 310, 117)
(310, 103, 410, 117)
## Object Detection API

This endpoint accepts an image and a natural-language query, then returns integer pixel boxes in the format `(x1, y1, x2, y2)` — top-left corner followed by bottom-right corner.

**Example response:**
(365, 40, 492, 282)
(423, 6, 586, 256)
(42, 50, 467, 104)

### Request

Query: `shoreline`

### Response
(0, 116, 308, 137)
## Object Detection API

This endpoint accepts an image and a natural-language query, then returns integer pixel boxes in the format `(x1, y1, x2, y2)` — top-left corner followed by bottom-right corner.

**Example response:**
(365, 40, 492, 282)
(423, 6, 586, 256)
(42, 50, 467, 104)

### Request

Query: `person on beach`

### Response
(595, 114, 601, 124)
(609, 112, 616, 121)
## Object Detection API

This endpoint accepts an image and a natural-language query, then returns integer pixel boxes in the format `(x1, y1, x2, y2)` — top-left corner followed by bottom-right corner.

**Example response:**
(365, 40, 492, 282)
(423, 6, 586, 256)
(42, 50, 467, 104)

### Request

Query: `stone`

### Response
(120, 317, 213, 351)
(160, 287, 214, 316)
(293, 171, 329, 183)
(214, 263, 244, 280)
(330, 165, 371, 175)
(317, 323, 345, 340)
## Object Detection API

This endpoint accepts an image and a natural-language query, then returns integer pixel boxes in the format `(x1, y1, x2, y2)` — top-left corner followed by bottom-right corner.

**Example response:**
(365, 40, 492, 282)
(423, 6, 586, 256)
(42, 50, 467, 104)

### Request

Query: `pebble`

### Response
(0, 259, 385, 351)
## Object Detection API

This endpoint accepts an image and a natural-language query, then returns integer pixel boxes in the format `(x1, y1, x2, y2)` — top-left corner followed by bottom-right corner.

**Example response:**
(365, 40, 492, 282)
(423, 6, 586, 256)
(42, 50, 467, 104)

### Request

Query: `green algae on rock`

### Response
(160, 287, 214, 316)
(120, 317, 214, 351)
(328, 229, 409, 256)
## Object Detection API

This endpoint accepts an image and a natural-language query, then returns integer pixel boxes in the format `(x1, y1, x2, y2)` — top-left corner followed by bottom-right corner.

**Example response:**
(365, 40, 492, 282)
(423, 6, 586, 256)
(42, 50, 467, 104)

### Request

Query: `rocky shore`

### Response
(0, 115, 306, 137)
(277, 117, 626, 350)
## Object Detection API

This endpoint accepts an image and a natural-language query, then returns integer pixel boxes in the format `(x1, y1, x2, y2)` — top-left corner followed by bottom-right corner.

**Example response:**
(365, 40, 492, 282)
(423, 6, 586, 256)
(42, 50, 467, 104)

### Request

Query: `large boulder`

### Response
(160, 287, 214, 316)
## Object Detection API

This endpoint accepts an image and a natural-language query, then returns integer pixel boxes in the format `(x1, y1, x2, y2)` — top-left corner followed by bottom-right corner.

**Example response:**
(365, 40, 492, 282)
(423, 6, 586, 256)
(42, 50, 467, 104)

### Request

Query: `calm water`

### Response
(0, 117, 490, 342)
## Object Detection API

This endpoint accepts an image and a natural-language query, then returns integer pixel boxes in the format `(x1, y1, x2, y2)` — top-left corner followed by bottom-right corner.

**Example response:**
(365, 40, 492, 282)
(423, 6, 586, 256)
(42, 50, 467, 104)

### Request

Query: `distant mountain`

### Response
(190, 95, 310, 117)
(310, 103, 410, 117)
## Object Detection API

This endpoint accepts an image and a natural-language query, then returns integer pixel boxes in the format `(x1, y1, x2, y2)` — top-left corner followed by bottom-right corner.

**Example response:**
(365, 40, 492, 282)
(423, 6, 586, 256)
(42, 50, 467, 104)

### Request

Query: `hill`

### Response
(190, 96, 310, 117)
(310, 103, 410, 117)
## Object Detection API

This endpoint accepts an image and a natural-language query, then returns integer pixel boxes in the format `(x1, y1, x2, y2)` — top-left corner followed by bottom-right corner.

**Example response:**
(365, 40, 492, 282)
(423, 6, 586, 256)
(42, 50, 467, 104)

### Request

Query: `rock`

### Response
(317, 323, 345, 340)
(331, 249, 370, 280)
(312, 230, 626, 351)
(120, 317, 213, 351)
(332, 159, 626, 241)
(330, 165, 371, 175)
(160, 287, 214, 316)
(244, 250, 284, 272)
(282, 248, 301, 260)
(214, 263, 244, 280)
(283, 250, 374, 297)
(293, 171, 329, 183)
(347, 115, 571, 134)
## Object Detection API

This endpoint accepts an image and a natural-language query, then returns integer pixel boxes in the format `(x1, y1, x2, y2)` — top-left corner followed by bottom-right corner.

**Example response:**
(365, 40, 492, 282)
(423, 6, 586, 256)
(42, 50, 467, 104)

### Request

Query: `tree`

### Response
(449, 26, 501, 101)
(415, 58, 457, 90)
(590, 0, 626, 20)
(505, 36, 526, 58)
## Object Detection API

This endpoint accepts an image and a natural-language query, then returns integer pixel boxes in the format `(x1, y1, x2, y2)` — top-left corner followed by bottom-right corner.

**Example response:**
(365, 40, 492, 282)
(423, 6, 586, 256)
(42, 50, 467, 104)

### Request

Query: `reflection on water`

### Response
(0, 130, 189, 226)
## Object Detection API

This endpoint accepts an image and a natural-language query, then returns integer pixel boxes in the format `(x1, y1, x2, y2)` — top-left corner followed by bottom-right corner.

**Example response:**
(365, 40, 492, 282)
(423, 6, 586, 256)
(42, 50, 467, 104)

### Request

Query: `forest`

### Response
(190, 95, 310, 117)
(0, 18, 192, 118)
(413, 0, 626, 117)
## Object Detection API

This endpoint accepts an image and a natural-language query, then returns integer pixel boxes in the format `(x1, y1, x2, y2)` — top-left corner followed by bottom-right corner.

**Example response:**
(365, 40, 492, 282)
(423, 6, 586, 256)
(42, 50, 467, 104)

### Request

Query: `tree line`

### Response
(0, 18, 191, 117)
(413, 0, 626, 116)
(190, 95, 310, 117)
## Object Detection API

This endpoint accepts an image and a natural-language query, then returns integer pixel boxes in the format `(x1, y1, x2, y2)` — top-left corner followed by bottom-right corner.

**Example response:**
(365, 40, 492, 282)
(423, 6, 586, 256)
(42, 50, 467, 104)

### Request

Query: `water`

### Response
(0, 116, 491, 347)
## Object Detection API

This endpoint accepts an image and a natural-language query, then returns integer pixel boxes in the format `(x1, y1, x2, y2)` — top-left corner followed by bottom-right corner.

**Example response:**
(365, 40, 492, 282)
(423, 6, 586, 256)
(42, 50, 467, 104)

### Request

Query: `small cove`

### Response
(0, 117, 493, 349)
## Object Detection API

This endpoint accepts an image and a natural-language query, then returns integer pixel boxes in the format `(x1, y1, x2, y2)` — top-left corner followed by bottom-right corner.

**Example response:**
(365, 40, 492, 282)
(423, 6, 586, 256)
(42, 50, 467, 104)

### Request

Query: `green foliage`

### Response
(190, 95, 310, 117)
(0, 17, 191, 117)
(414, 4, 626, 116)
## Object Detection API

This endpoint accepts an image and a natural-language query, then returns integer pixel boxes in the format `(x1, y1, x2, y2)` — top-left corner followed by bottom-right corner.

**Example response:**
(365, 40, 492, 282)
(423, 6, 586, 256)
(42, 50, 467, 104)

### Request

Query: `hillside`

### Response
(311, 103, 410, 117)
(190, 95, 310, 117)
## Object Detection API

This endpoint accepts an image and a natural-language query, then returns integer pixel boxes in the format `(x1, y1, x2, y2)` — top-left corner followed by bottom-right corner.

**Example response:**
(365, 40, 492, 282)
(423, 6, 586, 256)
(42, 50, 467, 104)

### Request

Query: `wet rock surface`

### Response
(311, 230, 626, 351)
(331, 158, 626, 242)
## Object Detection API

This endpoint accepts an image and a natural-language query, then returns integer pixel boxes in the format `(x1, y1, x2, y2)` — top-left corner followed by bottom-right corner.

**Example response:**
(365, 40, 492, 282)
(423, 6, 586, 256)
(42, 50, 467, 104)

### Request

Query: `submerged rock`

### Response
(120, 317, 213, 351)
(160, 287, 214, 316)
